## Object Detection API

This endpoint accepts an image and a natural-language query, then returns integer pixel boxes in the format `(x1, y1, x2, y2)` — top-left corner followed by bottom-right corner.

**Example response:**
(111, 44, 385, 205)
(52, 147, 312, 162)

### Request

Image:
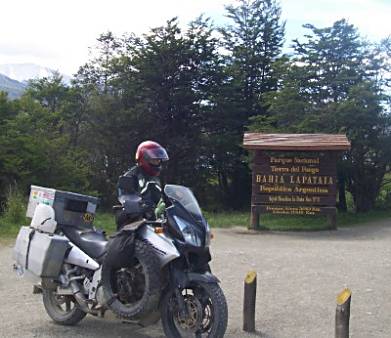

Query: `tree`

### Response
(71, 18, 224, 205)
(335, 82, 391, 211)
(0, 94, 92, 207)
(26, 72, 68, 113)
(0, 91, 18, 207)
(126, 17, 222, 188)
(221, 0, 285, 117)
(292, 20, 367, 106)
(251, 19, 391, 212)
(204, 0, 285, 208)
(291, 20, 391, 212)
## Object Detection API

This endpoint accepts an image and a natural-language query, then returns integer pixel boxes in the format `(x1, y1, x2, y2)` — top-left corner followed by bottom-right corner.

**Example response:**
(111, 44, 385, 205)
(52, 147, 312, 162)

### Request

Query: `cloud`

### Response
(0, 42, 58, 59)
(0, 0, 237, 73)
(0, 0, 389, 74)
(281, 0, 390, 41)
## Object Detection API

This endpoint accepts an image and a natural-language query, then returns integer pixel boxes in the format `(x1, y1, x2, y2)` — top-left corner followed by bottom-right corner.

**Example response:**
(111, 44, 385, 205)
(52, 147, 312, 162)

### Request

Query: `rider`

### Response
(116, 140, 169, 229)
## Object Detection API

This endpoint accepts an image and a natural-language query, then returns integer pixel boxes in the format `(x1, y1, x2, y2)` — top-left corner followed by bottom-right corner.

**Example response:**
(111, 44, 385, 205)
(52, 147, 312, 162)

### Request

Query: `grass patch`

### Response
(95, 209, 391, 232)
(0, 218, 26, 240)
(94, 212, 117, 235)
(335, 209, 391, 226)
(2, 208, 391, 241)
(0, 211, 118, 240)
(204, 209, 391, 231)
(0, 188, 29, 242)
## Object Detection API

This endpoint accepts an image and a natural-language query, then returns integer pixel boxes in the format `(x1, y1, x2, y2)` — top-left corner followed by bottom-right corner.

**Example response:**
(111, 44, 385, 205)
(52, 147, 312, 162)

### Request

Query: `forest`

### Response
(0, 0, 390, 214)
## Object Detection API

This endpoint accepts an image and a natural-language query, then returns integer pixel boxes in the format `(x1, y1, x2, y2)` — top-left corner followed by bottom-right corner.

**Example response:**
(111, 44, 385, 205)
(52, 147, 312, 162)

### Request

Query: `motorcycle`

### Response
(13, 184, 228, 338)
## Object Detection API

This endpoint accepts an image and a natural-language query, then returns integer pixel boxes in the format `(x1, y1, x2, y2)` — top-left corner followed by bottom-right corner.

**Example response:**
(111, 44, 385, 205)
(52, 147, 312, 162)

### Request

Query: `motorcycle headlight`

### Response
(173, 216, 202, 247)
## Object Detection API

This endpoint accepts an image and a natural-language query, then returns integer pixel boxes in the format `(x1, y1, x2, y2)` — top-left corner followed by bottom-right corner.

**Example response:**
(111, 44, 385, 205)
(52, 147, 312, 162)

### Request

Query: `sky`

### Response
(0, 0, 390, 76)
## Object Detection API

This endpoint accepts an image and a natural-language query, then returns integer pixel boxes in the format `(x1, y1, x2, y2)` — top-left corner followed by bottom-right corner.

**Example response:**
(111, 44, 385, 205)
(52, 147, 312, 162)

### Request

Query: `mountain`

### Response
(0, 73, 26, 99)
(0, 63, 71, 84)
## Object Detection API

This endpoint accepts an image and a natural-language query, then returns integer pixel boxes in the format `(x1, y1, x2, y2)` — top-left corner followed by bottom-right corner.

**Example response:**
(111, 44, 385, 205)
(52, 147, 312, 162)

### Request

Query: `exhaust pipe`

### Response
(69, 279, 91, 313)
(63, 264, 95, 314)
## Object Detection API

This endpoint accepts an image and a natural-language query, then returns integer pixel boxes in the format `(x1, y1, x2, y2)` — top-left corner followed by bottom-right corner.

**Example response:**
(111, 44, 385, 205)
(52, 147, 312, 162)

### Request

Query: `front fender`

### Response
(172, 268, 220, 288)
(187, 272, 220, 284)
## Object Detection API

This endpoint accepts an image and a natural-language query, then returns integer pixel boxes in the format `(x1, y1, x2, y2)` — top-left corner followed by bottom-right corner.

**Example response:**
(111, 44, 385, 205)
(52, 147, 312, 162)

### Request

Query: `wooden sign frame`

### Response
(243, 133, 351, 230)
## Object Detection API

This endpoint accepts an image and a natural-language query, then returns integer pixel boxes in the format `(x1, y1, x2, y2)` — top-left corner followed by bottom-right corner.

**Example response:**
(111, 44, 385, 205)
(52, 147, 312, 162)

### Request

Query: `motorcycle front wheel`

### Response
(161, 282, 228, 338)
(42, 288, 86, 325)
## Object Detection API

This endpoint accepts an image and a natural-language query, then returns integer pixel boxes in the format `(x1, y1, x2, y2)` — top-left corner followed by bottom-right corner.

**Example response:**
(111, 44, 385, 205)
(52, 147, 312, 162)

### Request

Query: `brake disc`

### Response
(175, 295, 204, 334)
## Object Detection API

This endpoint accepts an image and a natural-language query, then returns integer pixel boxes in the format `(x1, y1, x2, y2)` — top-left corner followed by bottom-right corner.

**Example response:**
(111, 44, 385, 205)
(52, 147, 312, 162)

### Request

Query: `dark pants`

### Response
(115, 211, 143, 231)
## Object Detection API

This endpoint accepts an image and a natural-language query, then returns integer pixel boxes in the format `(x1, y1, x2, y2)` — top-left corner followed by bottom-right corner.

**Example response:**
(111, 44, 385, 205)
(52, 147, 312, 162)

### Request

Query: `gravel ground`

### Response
(1, 219, 391, 338)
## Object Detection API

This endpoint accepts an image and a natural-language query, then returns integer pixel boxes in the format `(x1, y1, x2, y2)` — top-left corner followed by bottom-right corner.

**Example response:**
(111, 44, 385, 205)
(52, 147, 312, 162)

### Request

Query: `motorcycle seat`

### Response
(62, 227, 108, 261)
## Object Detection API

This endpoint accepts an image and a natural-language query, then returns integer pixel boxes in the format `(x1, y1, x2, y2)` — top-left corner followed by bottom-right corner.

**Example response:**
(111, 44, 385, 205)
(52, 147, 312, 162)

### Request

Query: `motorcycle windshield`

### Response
(164, 185, 203, 222)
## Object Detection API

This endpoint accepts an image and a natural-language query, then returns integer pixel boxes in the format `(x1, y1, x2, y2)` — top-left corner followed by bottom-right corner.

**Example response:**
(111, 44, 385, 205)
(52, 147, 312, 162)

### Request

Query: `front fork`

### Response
(174, 287, 189, 319)
(168, 265, 189, 318)
(167, 264, 218, 318)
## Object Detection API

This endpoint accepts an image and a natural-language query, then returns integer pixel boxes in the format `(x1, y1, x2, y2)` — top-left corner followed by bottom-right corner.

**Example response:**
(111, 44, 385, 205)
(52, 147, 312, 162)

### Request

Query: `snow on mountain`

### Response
(0, 73, 26, 99)
(0, 63, 71, 84)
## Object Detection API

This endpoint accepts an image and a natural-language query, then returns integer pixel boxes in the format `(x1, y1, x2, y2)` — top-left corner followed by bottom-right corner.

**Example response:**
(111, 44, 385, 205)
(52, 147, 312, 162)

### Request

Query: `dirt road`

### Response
(1, 219, 391, 337)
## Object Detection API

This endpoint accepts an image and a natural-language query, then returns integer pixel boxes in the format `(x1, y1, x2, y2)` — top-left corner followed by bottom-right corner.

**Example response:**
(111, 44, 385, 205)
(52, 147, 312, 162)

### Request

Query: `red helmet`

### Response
(135, 141, 169, 176)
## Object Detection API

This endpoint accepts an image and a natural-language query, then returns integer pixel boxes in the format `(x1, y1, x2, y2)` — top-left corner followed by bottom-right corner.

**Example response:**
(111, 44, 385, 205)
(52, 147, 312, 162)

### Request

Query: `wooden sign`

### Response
(243, 133, 351, 229)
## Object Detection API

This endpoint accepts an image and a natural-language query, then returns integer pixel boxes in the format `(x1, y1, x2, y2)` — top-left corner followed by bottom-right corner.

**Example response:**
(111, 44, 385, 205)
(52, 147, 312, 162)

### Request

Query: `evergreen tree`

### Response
(251, 19, 391, 212)
(221, 0, 285, 117)
(205, 0, 285, 208)
(0, 94, 91, 207)
(72, 18, 223, 203)
(335, 82, 391, 211)
(127, 17, 222, 188)
(26, 72, 68, 113)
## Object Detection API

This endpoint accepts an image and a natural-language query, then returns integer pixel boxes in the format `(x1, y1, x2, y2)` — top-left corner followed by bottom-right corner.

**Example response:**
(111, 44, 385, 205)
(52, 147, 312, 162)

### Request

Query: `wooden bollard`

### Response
(243, 271, 257, 332)
(335, 288, 352, 338)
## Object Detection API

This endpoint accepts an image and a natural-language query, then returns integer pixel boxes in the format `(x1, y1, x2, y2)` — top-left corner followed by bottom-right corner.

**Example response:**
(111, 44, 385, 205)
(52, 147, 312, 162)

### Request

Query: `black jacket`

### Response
(116, 165, 162, 228)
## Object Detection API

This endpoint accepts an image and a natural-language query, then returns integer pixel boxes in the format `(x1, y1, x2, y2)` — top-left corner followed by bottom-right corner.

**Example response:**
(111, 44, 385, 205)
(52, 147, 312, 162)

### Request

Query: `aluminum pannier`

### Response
(13, 226, 69, 278)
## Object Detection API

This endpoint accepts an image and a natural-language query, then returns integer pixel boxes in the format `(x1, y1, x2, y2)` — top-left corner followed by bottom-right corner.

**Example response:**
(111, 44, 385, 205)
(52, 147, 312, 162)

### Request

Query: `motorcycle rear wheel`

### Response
(161, 282, 228, 338)
(42, 289, 86, 326)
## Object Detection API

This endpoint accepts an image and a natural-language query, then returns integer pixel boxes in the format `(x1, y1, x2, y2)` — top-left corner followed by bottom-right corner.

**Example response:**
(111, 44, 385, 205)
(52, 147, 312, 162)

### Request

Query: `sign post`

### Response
(243, 133, 351, 230)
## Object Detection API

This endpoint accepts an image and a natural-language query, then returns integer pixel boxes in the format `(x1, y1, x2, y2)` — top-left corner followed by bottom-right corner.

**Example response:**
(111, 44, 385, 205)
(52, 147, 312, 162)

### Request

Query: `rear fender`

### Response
(64, 244, 100, 270)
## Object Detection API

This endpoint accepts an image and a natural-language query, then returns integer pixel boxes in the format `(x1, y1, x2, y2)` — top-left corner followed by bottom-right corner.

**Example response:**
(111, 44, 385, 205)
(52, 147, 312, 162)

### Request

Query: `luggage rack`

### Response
(27, 185, 99, 230)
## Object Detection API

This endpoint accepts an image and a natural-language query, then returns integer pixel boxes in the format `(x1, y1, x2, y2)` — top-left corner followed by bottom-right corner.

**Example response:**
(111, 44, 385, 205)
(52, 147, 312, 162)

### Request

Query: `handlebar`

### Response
(146, 219, 166, 226)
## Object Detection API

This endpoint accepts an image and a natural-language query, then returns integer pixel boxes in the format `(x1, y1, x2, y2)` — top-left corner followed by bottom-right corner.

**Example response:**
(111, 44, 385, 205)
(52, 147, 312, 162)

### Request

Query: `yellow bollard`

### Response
(243, 271, 257, 332)
(335, 288, 352, 338)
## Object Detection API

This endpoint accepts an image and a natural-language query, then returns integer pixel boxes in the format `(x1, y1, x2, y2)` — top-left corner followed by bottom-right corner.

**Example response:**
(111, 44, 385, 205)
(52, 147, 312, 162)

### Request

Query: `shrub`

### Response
(2, 187, 26, 225)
